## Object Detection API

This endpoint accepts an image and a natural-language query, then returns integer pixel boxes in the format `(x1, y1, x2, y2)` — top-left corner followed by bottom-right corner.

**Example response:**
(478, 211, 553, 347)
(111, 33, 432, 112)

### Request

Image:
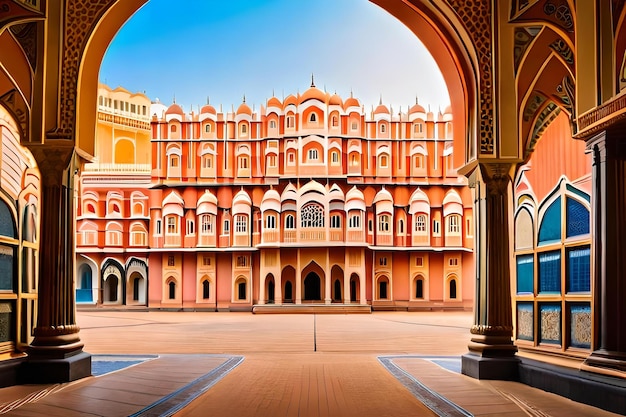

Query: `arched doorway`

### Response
(266, 274, 275, 304)
(104, 275, 118, 303)
(304, 272, 321, 301)
(331, 265, 343, 303)
(284, 281, 293, 303)
(350, 273, 360, 303)
(127, 272, 146, 305)
(76, 264, 93, 303)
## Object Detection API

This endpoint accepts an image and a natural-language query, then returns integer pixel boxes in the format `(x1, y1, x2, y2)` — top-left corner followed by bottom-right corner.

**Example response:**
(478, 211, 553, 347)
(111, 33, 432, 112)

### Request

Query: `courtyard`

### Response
(0, 311, 616, 416)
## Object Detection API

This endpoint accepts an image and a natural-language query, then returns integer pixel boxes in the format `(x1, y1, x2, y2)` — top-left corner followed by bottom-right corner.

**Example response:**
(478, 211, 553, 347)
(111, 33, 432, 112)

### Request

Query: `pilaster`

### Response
(461, 162, 519, 380)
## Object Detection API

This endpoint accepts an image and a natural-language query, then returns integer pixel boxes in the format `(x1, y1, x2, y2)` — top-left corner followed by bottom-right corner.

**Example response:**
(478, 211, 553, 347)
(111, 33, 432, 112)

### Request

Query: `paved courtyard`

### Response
(0, 311, 617, 416)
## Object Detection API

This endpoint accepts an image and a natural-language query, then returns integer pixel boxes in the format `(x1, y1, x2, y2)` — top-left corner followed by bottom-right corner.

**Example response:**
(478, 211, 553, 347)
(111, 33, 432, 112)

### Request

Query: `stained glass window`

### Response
(516, 254, 534, 294)
(567, 246, 590, 293)
(539, 251, 561, 293)
(538, 198, 561, 244)
(566, 198, 589, 238)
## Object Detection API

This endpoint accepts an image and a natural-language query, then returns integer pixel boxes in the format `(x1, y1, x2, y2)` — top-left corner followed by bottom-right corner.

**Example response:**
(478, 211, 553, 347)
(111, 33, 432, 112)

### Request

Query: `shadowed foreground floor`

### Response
(0, 311, 618, 416)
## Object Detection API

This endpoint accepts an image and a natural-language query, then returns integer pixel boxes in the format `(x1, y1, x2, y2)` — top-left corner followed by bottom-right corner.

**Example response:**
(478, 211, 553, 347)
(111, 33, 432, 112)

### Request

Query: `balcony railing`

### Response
(164, 235, 181, 247)
(197, 234, 216, 247)
(83, 163, 151, 173)
(299, 229, 326, 242)
(376, 233, 393, 246)
(262, 230, 279, 243)
(329, 230, 343, 242)
(283, 230, 296, 243)
(347, 230, 365, 242)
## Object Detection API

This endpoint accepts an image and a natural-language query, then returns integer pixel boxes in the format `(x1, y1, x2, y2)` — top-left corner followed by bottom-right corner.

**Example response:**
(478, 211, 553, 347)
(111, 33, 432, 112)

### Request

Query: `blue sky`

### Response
(100, 0, 449, 113)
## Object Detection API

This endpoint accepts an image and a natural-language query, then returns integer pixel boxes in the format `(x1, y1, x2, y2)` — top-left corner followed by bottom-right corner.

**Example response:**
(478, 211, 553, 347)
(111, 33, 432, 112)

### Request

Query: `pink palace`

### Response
(74, 82, 474, 312)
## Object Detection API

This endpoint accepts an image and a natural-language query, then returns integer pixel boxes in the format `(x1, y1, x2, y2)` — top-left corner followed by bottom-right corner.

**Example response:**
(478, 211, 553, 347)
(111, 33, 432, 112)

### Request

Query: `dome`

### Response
(165, 103, 184, 115)
(150, 102, 167, 118)
(344, 96, 360, 109)
(409, 100, 426, 114)
(374, 103, 390, 115)
(300, 86, 326, 103)
(200, 104, 216, 114)
(267, 96, 282, 108)
(284, 94, 298, 107)
(236, 101, 252, 115)
(329, 93, 342, 106)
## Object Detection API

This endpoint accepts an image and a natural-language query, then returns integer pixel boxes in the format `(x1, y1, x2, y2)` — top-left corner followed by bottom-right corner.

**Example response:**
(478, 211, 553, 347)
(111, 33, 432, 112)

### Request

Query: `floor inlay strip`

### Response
(378, 356, 473, 417)
(129, 355, 244, 417)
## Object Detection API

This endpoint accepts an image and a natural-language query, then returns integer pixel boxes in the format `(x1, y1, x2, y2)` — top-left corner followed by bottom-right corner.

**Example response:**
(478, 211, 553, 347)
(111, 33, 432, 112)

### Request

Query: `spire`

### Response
(379, 94, 383, 105)
(311, 73, 315, 88)
(206, 96, 210, 105)
(173, 94, 176, 104)
(243, 94, 246, 103)
(416, 96, 419, 105)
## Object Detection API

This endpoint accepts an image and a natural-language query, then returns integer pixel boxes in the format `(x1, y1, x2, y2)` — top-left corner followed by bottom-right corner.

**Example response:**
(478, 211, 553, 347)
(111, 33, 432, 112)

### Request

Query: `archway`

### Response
(304, 272, 321, 302)
(77, 264, 93, 303)
(331, 265, 343, 303)
(104, 275, 119, 303)
(266, 274, 275, 304)
(281, 266, 296, 303)
(127, 272, 146, 305)
(350, 273, 360, 303)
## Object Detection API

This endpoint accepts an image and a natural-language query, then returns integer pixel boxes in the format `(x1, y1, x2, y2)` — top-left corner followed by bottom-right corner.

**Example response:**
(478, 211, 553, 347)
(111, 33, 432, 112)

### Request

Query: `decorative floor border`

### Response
(378, 356, 473, 417)
(129, 355, 245, 417)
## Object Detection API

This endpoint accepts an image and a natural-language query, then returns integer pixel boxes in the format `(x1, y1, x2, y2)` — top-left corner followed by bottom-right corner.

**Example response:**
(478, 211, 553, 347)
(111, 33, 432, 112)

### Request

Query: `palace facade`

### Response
(75, 83, 474, 312)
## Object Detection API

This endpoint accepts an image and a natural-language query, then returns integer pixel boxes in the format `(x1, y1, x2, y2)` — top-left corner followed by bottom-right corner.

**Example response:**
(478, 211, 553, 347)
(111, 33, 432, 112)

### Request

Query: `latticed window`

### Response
(300, 203, 324, 228)
(265, 214, 277, 229)
(378, 215, 390, 232)
(349, 214, 361, 229)
(448, 214, 461, 234)
(200, 214, 213, 234)
(331, 215, 341, 229)
(235, 215, 247, 233)
(415, 215, 426, 233)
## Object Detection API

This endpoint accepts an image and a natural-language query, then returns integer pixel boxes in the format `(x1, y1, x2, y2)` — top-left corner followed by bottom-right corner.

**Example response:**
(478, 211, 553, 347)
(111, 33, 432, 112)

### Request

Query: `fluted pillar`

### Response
(582, 131, 626, 373)
(461, 163, 518, 380)
(23, 143, 90, 383)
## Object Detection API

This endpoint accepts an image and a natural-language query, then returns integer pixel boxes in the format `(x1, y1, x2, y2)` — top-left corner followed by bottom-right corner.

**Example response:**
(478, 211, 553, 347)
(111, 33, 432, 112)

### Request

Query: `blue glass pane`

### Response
(567, 246, 590, 293)
(538, 198, 561, 244)
(516, 302, 534, 341)
(539, 303, 561, 344)
(0, 201, 16, 239)
(566, 198, 589, 238)
(516, 255, 534, 294)
(539, 251, 561, 293)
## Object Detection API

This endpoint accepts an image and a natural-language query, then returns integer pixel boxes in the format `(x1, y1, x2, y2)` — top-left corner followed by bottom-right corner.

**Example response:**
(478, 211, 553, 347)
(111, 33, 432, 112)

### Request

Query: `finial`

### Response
(311, 73, 315, 88)
(416, 96, 419, 105)
(173, 94, 176, 104)
(207, 96, 210, 105)
(243, 94, 246, 103)
(379, 94, 383, 105)
(350, 88, 353, 98)
(272, 88, 275, 97)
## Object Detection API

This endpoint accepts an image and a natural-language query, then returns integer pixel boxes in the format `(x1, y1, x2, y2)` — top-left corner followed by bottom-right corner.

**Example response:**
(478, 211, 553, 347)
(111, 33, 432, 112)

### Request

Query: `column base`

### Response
(461, 353, 520, 380)
(583, 349, 626, 373)
(22, 350, 91, 383)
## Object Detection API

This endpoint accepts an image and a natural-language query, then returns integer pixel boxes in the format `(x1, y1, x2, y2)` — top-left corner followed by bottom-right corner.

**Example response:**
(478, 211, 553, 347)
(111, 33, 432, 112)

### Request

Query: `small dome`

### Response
(300, 86, 326, 103)
(200, 104, 216, 114)
(374, 103, 390, 115)
(329, 93, 342, 106)
(343, 96, 360, 109)
(165, 103, 184, 115)
(267, 96, 282, 108)
(236, 101, 252, 115)
(409, 102, 426, 114)
(284, 94, 298, 107)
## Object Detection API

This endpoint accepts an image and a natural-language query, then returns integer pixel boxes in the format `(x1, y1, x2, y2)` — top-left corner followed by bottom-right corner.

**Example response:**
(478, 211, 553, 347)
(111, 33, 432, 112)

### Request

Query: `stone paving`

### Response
(0, 311, 618, 416)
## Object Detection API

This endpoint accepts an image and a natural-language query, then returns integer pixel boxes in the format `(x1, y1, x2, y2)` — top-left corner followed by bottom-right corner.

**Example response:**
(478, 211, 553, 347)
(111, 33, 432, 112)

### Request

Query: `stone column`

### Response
(461, 163, 518, 380)
(325, 250, 331, 304)
(583, 131, 626, 372)
(295, 250, 302, 304)
(23, 143, 91, 383)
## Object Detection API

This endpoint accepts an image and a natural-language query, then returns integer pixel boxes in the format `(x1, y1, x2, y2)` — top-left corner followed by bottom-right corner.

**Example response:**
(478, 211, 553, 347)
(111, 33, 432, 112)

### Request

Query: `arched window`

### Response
(447, 214, 461, 234)
(330, 214, 341, 229)
(202, 280, 210, 299)
(165, 215, 178, 234)
(238, 156, 249, 169)
(378, 215, 390, 232)
(266, 214, 277, 229)
(332, 116, 338, 127)
(205, 124, 211, 133)
(200, 214, 213, 234)
(240, 124, 248, 135)
(379, 155, 388, 168)
(300, 203, 324, 228)
(285, 214, 295, 229)
(398, 219, 404, 234)
(309, 112, 317, 122)
(168, 281, 176, 300)
(307, 149, 319, 161)
(380, 124, 386, 133)
(415, 214, 426, 234)
(270, 120, 276, 129)
(349, 214, 361, 228)
(170, 125, 177, 133)
(286, 115, 295, 128)
(235, 215, 248, 233)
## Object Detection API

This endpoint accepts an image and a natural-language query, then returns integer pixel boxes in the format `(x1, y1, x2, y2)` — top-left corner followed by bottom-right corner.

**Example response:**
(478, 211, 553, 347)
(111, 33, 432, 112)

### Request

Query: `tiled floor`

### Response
(0, 311, 619, 416)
